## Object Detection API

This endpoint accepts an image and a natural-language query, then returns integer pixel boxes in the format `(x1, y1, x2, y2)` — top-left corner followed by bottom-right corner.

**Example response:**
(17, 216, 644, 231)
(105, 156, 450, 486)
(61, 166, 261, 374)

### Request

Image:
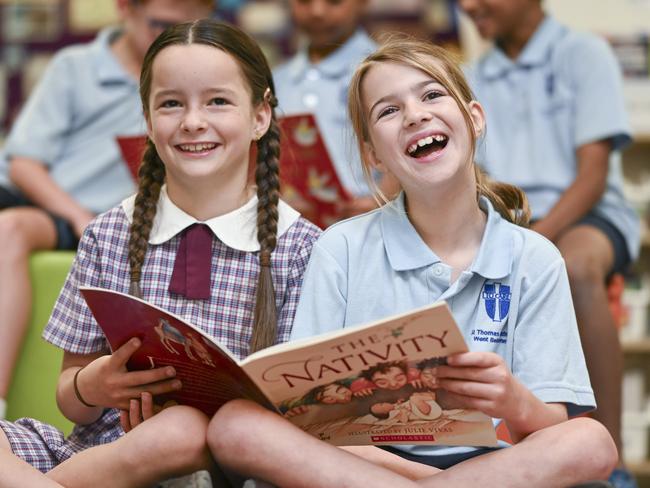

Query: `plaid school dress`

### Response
(0, 200, 320, 473)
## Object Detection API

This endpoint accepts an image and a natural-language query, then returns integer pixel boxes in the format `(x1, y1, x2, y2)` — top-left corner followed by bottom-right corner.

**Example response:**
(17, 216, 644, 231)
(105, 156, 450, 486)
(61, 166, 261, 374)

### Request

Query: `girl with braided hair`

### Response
(0, 19, 320, 487)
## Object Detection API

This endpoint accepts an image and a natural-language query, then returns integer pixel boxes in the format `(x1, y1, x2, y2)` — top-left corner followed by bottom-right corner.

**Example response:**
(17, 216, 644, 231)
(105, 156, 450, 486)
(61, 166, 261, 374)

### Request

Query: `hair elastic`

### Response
(73, 366, 96, 408)
(259, 250, 271, 267)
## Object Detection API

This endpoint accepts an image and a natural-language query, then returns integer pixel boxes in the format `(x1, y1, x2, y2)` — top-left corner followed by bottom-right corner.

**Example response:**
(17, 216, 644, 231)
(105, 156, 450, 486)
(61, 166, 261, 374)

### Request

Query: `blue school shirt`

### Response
(273, 29, 376, 197)
(291, 193, 595, 458)
(0, 28, 141, 214)
(465, 16, 640, 261)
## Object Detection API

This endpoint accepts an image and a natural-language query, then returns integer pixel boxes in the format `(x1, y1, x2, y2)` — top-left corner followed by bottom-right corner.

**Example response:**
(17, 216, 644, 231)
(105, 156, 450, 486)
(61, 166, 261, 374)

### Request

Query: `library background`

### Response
(0, 0, 649, 485)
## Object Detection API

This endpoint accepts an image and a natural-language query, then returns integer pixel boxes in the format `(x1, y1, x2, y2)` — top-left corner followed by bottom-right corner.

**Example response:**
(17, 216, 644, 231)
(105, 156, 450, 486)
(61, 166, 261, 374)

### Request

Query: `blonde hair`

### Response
(348, 34, 530, 226)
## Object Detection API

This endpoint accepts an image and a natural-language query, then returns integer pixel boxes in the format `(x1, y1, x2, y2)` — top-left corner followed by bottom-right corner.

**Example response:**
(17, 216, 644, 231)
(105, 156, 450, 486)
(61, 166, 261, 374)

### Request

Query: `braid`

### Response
(127, 139, 166, 297)
(475, 166, 530, 227)
(250, 104, 281, 353)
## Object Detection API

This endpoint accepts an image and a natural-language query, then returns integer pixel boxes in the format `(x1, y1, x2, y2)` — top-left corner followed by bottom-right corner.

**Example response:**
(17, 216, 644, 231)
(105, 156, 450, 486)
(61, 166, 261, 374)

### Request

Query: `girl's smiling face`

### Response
(146, 43, 270, 195)
(361, 62, 484, 197)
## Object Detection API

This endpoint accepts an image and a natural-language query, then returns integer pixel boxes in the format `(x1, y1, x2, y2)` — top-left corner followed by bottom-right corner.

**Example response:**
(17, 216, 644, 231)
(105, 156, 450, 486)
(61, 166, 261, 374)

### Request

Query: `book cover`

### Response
(80, 287, 497, 447)
(116, 135, 147, 181)
(80, 287, 271, 417)
(278, 113, 350, 229)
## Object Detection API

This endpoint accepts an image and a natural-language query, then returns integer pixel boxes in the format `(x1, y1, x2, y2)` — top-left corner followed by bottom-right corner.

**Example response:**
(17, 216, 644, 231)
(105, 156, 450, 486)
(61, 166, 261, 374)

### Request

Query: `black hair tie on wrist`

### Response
(73, 366, 96, 408)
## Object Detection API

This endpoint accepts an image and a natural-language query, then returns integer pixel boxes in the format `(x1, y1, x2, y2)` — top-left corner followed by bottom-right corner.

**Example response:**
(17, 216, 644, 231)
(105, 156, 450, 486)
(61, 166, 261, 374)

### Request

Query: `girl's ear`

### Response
(252, 100, 272, 141)
(363, 141, 387, 173)
(468, 100, 485, 138)
(145, 113, 154, 140)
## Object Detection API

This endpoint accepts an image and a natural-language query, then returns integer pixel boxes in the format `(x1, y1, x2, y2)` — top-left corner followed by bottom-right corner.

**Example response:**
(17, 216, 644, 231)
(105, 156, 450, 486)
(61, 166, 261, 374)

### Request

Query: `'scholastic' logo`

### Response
(482, 282, 511, 322)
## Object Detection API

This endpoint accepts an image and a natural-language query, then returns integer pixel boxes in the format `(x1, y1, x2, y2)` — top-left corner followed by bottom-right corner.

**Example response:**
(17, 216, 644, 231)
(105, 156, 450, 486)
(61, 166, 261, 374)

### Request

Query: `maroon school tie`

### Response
(169, 223, 213, 299)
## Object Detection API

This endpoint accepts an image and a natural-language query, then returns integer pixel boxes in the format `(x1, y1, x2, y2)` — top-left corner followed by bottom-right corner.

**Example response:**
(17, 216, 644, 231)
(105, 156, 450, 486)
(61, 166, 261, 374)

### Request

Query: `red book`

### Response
(116, 135, 147, 181)
(279, 114, 350, 228)
(80, 287, 271, 417)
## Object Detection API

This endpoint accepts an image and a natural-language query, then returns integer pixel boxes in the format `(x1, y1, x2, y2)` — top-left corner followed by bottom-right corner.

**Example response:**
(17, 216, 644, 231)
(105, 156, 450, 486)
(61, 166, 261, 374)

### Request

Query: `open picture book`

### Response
(80, 287, 497, 447)
(278, 113, 351, 229)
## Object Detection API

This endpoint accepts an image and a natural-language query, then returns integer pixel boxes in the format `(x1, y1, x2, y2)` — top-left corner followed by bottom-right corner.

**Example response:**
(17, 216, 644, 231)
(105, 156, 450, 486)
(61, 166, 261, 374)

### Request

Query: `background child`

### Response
(207, 36, 617, 487)
(460, 1, 639, 485)
(0, 19, 320, 487)
(0, 0, 215, 420)
(273, 0, 398, 222)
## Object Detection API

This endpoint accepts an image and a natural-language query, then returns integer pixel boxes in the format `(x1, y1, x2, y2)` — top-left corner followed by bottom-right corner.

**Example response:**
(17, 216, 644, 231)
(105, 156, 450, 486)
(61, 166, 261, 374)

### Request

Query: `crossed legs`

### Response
(0, 428, 62, 488)
(208, 399, 617, 488)
(0, 406, 215, 488)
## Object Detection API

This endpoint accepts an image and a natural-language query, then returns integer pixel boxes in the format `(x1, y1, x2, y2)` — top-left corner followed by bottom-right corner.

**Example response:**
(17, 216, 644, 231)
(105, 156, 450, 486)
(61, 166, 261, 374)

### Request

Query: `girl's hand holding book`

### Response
(120, 392, 160, 433)
(78, 337, 183, 410)
(436, 351, 568, 442)
(435, 351, 525, 421)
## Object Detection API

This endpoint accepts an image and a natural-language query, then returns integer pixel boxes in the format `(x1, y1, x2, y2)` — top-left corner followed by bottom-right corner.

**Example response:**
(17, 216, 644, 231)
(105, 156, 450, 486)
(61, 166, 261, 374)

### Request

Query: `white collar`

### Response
(121, 185, 300, 251)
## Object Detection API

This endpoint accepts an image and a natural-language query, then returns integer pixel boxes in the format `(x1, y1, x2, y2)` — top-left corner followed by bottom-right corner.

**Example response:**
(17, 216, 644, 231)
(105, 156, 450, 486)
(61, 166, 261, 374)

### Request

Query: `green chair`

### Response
(6, 251, 75, 434)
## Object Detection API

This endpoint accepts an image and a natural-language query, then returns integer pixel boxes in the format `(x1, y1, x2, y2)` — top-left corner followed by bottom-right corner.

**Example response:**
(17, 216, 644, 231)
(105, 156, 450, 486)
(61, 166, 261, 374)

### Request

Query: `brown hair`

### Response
(348, 34, 530, 226)
(130, 20, 281, 353)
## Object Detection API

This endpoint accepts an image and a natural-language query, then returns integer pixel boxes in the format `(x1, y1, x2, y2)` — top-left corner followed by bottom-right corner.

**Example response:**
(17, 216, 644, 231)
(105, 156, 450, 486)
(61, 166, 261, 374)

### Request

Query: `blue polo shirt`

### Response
(291, 193, 594, 459)
(465, 16, 640, 261)
(0, 28, 142, 214)
(273, 29, 376, 196)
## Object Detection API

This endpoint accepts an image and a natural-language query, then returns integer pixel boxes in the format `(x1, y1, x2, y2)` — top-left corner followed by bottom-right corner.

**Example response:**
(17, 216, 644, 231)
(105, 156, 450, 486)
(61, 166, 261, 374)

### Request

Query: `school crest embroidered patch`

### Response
(482, 282, 511, 322)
